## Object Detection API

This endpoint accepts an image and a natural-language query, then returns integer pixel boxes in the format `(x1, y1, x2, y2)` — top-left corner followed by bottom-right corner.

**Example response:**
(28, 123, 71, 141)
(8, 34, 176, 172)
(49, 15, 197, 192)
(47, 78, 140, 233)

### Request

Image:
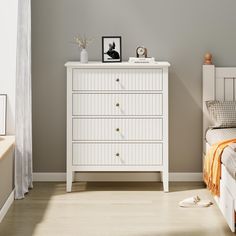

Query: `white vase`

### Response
(80, 48, 88, 63)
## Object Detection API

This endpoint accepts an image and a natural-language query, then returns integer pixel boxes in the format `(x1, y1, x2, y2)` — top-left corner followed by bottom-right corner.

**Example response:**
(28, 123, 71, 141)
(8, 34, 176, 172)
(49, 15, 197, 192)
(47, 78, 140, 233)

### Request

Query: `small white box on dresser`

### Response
(65, 62, 170, 192)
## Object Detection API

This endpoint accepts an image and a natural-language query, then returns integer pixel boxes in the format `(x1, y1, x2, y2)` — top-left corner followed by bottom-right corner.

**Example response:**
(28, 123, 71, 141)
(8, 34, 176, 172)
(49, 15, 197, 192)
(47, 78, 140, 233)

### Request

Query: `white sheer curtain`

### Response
(15, 0, 33, 199)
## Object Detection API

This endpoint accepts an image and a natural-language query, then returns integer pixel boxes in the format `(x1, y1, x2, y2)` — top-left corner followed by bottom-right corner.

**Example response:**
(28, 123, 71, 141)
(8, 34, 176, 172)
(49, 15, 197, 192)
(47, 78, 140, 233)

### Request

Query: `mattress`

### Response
(206, 128, 236, 145)
(206, 128, 236, 180)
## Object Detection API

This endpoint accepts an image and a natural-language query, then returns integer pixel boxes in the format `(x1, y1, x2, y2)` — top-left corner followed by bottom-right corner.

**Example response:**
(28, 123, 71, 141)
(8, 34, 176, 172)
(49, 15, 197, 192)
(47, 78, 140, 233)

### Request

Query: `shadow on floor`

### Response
(0, 182, 58, 236)
(71, 181, 206, 193)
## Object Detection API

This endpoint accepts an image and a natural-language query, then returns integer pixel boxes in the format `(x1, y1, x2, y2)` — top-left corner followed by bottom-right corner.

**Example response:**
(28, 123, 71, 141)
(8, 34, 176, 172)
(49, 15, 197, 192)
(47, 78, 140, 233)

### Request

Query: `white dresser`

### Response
(65, 62, 170, 192)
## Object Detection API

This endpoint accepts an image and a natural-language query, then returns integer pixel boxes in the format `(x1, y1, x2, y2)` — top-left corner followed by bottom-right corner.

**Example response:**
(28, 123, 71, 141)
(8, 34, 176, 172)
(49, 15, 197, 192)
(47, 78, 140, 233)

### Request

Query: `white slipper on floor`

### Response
(197, 200, 213, 207)
(179, 196, 213, 208)
(178, 196, 200, 207)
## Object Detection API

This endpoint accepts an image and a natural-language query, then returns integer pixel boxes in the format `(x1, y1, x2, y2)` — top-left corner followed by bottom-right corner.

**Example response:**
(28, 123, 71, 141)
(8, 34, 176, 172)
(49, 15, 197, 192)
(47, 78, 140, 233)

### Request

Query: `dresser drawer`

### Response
(72, 93, 163, 116)
(72, 143, 163, 166)
(72, 69, 163, 91)
(72, 118, 163, 141)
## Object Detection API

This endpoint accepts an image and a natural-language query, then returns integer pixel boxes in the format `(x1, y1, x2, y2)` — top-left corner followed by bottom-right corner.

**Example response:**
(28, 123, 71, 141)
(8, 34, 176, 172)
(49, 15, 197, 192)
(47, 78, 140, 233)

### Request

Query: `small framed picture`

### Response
(102, 36, 122, 63)
(0, 94, 7, 135)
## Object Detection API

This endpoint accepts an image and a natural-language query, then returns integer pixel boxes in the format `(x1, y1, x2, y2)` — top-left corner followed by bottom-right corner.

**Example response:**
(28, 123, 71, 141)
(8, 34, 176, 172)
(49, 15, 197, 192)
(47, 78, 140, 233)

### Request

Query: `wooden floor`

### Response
(0, 182, 235, 236)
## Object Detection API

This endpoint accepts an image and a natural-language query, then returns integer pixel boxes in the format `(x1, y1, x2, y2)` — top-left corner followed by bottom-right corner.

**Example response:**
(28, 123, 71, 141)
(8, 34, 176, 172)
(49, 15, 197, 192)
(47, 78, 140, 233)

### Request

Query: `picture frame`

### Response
(0, 94, 7, 135)
(102, 36, 122, 63)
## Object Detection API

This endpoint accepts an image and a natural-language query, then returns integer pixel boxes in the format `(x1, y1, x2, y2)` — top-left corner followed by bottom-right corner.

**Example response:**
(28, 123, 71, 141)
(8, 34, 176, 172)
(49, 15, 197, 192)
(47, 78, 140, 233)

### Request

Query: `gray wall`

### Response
(32, 0, 236, 173)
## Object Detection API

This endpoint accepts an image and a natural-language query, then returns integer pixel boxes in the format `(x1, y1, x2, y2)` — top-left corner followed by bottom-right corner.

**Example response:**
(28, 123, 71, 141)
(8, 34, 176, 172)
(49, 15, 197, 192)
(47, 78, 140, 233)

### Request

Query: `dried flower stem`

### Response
(73, 35, 94, 49)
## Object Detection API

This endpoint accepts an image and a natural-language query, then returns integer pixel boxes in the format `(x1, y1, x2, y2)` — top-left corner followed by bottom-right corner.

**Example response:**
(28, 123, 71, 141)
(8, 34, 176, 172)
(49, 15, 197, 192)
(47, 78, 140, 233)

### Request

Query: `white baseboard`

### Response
(170, 173, 203, 182)
(0, 189, 14, 223)
(33, 172, 66, 182)
(33, 172, 203, 182)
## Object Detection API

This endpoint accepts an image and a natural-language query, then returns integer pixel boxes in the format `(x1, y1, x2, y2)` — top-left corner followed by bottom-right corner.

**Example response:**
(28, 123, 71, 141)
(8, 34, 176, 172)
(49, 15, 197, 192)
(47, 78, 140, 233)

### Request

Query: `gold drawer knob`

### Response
(116, 128, 120, 132)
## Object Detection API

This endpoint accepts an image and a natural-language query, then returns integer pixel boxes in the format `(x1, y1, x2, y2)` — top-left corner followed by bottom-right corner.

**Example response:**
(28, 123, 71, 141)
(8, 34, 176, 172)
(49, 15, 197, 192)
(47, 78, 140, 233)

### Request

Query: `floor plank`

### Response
(0, 182, 234, 236)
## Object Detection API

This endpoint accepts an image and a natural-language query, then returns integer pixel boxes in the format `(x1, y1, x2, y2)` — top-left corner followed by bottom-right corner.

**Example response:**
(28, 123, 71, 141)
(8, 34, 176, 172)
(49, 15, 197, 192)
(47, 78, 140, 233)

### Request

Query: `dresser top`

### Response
(65, 61, 170, 68)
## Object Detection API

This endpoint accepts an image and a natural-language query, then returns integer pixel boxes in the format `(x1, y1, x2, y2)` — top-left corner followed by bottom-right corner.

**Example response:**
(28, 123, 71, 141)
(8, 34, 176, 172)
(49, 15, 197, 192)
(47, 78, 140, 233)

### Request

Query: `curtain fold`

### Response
(15, 0, 33, 200)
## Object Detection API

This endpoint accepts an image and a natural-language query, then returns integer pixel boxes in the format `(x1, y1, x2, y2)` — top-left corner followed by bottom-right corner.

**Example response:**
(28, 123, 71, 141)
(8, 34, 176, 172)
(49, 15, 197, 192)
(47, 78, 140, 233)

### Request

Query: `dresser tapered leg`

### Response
(67, 171, 72, 192)
(162, 171, 169, 192)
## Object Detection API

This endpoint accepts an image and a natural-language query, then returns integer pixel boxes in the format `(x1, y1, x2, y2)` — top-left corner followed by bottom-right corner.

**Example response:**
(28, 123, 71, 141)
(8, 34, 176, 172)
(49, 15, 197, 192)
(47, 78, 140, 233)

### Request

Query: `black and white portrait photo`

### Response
(102, 36, 122, 63)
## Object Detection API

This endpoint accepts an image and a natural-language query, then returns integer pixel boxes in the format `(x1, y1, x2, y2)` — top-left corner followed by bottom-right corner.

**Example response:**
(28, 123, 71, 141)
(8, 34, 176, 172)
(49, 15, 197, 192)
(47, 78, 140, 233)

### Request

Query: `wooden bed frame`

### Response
(203, 53, 236, 232)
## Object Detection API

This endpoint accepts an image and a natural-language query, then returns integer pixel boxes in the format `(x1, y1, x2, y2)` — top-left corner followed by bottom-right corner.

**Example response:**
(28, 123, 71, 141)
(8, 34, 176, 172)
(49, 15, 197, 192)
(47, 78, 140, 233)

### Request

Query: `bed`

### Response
(203, 54, 236, 232)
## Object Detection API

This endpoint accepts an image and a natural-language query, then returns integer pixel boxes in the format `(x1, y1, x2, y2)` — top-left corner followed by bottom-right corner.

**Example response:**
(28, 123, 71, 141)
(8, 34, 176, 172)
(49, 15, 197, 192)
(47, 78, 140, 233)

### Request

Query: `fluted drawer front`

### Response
(72, 69, 162, 91)
(72, 143, 163, 166)
(73, 93, 163, 116)
(72, 118, 163, 141)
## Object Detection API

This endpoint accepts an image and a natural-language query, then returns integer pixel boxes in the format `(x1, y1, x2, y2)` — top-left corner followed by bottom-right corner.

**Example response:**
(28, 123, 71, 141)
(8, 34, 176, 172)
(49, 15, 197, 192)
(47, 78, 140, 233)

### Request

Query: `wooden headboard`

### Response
(202, 53, 236, 150)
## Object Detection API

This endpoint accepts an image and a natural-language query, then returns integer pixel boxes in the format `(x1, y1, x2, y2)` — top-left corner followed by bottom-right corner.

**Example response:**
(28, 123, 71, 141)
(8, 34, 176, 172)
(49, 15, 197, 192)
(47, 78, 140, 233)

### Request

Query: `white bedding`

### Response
(206, 128, 236, 145)
(206, 128, 236, 180)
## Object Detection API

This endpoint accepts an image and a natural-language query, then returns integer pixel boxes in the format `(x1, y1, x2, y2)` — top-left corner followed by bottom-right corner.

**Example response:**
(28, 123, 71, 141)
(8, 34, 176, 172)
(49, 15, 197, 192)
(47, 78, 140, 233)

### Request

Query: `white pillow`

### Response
(206, 100, 236, 128)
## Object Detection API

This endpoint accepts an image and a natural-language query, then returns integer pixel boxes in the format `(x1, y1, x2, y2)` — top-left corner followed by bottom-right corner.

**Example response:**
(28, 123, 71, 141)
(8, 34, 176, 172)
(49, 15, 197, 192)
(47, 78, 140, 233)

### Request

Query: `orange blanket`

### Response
(203, 138, 236, 196)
